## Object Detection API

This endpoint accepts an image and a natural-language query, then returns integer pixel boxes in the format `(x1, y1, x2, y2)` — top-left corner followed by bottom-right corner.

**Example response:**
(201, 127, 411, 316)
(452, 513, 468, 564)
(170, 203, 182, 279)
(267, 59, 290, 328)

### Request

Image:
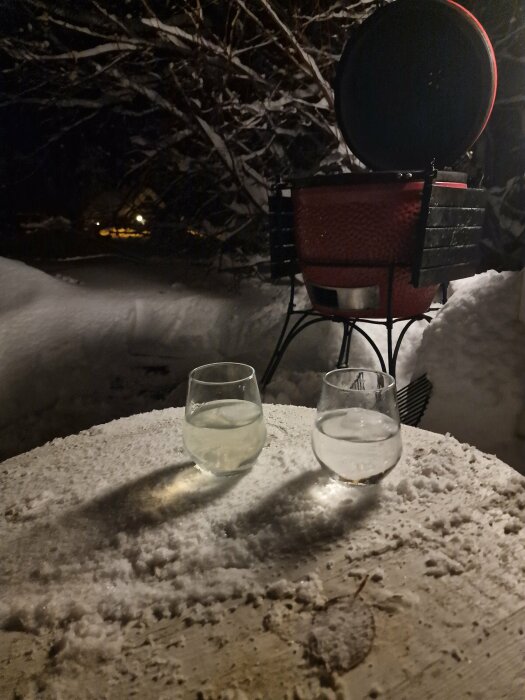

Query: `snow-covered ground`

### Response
(0, 255, 524, 473)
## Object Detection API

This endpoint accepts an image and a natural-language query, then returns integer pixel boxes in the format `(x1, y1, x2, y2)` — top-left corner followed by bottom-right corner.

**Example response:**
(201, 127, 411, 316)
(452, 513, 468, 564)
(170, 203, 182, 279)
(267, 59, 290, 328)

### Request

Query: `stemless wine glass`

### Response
(311, 368, 402, 485)
(182, 362, 266, 477)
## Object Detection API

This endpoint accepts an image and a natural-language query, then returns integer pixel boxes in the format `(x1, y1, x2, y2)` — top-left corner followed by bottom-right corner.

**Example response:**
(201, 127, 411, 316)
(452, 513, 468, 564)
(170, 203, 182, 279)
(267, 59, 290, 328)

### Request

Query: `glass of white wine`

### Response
(312, 368, 402, 485)
(182, 362, 266, 477)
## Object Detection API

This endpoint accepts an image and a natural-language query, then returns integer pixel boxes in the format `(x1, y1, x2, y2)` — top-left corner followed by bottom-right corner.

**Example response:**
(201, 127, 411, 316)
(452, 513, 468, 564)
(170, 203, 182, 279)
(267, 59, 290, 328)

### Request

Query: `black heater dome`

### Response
(334, 0, 497, 171)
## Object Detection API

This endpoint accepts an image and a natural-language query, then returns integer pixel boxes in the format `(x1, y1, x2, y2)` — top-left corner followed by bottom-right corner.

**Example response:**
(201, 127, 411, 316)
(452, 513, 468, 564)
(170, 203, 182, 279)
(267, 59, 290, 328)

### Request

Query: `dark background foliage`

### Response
(0, 0, 523, 264)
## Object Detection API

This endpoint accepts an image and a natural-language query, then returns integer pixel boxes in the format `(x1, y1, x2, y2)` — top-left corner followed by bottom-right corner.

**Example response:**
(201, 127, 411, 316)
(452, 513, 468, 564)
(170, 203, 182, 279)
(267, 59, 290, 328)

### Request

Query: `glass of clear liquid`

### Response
(182, 362, 266, 477)
(312, 368, 402, 485)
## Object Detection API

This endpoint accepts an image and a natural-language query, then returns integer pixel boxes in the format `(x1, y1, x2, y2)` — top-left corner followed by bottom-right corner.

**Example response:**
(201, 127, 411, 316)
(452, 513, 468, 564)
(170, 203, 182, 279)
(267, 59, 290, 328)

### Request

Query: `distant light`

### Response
(187, 228, 206, 238)
(96, 221, 100, 226)
(98, 226, 150, 239)
(136, 214, 145, 224)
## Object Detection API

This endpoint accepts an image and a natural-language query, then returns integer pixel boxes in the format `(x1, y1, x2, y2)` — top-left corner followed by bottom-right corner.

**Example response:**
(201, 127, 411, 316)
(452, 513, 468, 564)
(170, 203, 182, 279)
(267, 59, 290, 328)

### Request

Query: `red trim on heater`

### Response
(435, 181, 468, 189)
(446, 0, 498, 137)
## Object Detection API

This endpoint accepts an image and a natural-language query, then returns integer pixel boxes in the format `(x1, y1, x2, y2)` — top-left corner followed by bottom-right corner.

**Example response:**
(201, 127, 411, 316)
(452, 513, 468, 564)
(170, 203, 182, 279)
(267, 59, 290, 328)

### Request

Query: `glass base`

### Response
(193, 460, 255, 478)
(319, 460, 396, 486)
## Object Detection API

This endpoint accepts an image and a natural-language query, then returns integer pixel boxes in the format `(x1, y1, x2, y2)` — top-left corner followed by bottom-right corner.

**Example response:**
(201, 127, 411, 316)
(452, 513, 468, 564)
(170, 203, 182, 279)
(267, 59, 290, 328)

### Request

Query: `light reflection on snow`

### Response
(307, 478, 381, 532)
(150, 466, 218, 506)
(307, 479, 353, 507)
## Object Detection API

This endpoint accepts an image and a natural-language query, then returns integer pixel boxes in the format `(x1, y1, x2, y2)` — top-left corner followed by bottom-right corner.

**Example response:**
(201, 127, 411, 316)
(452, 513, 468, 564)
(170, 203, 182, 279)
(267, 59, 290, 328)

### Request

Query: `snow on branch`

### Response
(255, 0, 334, 109)
(1, 0, 522, 252)
(141, 16, 265, 84)
(38, 42, 141, 61)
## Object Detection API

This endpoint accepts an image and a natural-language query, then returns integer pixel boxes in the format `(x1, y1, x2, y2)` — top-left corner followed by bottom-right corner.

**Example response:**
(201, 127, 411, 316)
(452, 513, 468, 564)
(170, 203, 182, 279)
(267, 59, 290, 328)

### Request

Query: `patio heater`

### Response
(291, 0, 497, 319)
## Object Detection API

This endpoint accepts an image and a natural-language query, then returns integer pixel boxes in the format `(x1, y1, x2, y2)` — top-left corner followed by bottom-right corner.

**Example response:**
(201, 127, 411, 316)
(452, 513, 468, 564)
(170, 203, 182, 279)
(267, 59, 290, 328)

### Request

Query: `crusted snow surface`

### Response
(1, 407, 365, 653)
(1, 403, 524, 693)
(306, 597, 375, 673)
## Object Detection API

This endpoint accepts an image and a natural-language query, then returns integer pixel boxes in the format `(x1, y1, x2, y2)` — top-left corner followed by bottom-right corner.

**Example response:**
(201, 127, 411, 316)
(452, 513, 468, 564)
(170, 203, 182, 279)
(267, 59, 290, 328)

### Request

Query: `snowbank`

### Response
(3, 256, 522, 473)
(417, 270, 525, 471)
(0, 256, 375, 460)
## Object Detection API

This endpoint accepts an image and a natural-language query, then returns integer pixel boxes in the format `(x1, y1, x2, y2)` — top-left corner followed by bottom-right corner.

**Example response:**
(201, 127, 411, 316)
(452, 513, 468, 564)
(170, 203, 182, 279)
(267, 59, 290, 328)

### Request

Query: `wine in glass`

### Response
(312, 368, 402, 485)
(183, 362, 266, 477)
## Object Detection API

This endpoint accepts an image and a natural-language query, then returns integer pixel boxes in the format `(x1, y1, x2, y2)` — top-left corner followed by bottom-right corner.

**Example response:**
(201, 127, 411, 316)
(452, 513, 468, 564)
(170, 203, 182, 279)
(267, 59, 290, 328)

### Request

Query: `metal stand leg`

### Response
(262, 265, 439, 390)
(261, 277, 295, 388)
(392, 317, 422, 373)
(336, 320, 356, 368)
(386, 265, 395, 377)
(344, 321, 355, 367)
(336, 321, 350, 368)
(347, 324, 388, 372)
(261, 315, 329, 389)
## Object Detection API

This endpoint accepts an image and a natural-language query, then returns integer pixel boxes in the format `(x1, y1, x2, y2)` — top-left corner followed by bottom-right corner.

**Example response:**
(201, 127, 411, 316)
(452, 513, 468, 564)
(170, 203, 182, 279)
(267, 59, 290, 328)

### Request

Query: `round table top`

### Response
(1, 404, 524, 699)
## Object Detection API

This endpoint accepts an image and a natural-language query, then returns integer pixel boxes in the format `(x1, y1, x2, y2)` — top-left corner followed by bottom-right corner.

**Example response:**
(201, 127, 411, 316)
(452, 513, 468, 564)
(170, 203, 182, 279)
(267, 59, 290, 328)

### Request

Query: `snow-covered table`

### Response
(1, 405, 524, 699)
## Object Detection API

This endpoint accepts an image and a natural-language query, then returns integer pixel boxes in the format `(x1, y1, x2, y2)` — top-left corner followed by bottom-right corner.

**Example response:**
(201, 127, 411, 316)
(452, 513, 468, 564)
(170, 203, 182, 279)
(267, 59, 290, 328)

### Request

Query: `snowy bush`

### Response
(1, 0, 522, 255)
(1, 0, 370, 249)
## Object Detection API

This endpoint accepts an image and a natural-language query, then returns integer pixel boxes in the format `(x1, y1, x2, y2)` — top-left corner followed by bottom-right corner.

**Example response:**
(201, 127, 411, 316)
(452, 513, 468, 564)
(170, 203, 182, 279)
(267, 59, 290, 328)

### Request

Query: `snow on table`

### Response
(1, 404, 524, 699)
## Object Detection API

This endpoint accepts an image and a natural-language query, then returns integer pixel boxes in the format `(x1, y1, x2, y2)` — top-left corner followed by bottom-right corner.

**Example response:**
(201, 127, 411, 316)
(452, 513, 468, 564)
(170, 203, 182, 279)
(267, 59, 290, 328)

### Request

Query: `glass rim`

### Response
(188, 361, 256, 385)
(322, 367, 396, 392)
